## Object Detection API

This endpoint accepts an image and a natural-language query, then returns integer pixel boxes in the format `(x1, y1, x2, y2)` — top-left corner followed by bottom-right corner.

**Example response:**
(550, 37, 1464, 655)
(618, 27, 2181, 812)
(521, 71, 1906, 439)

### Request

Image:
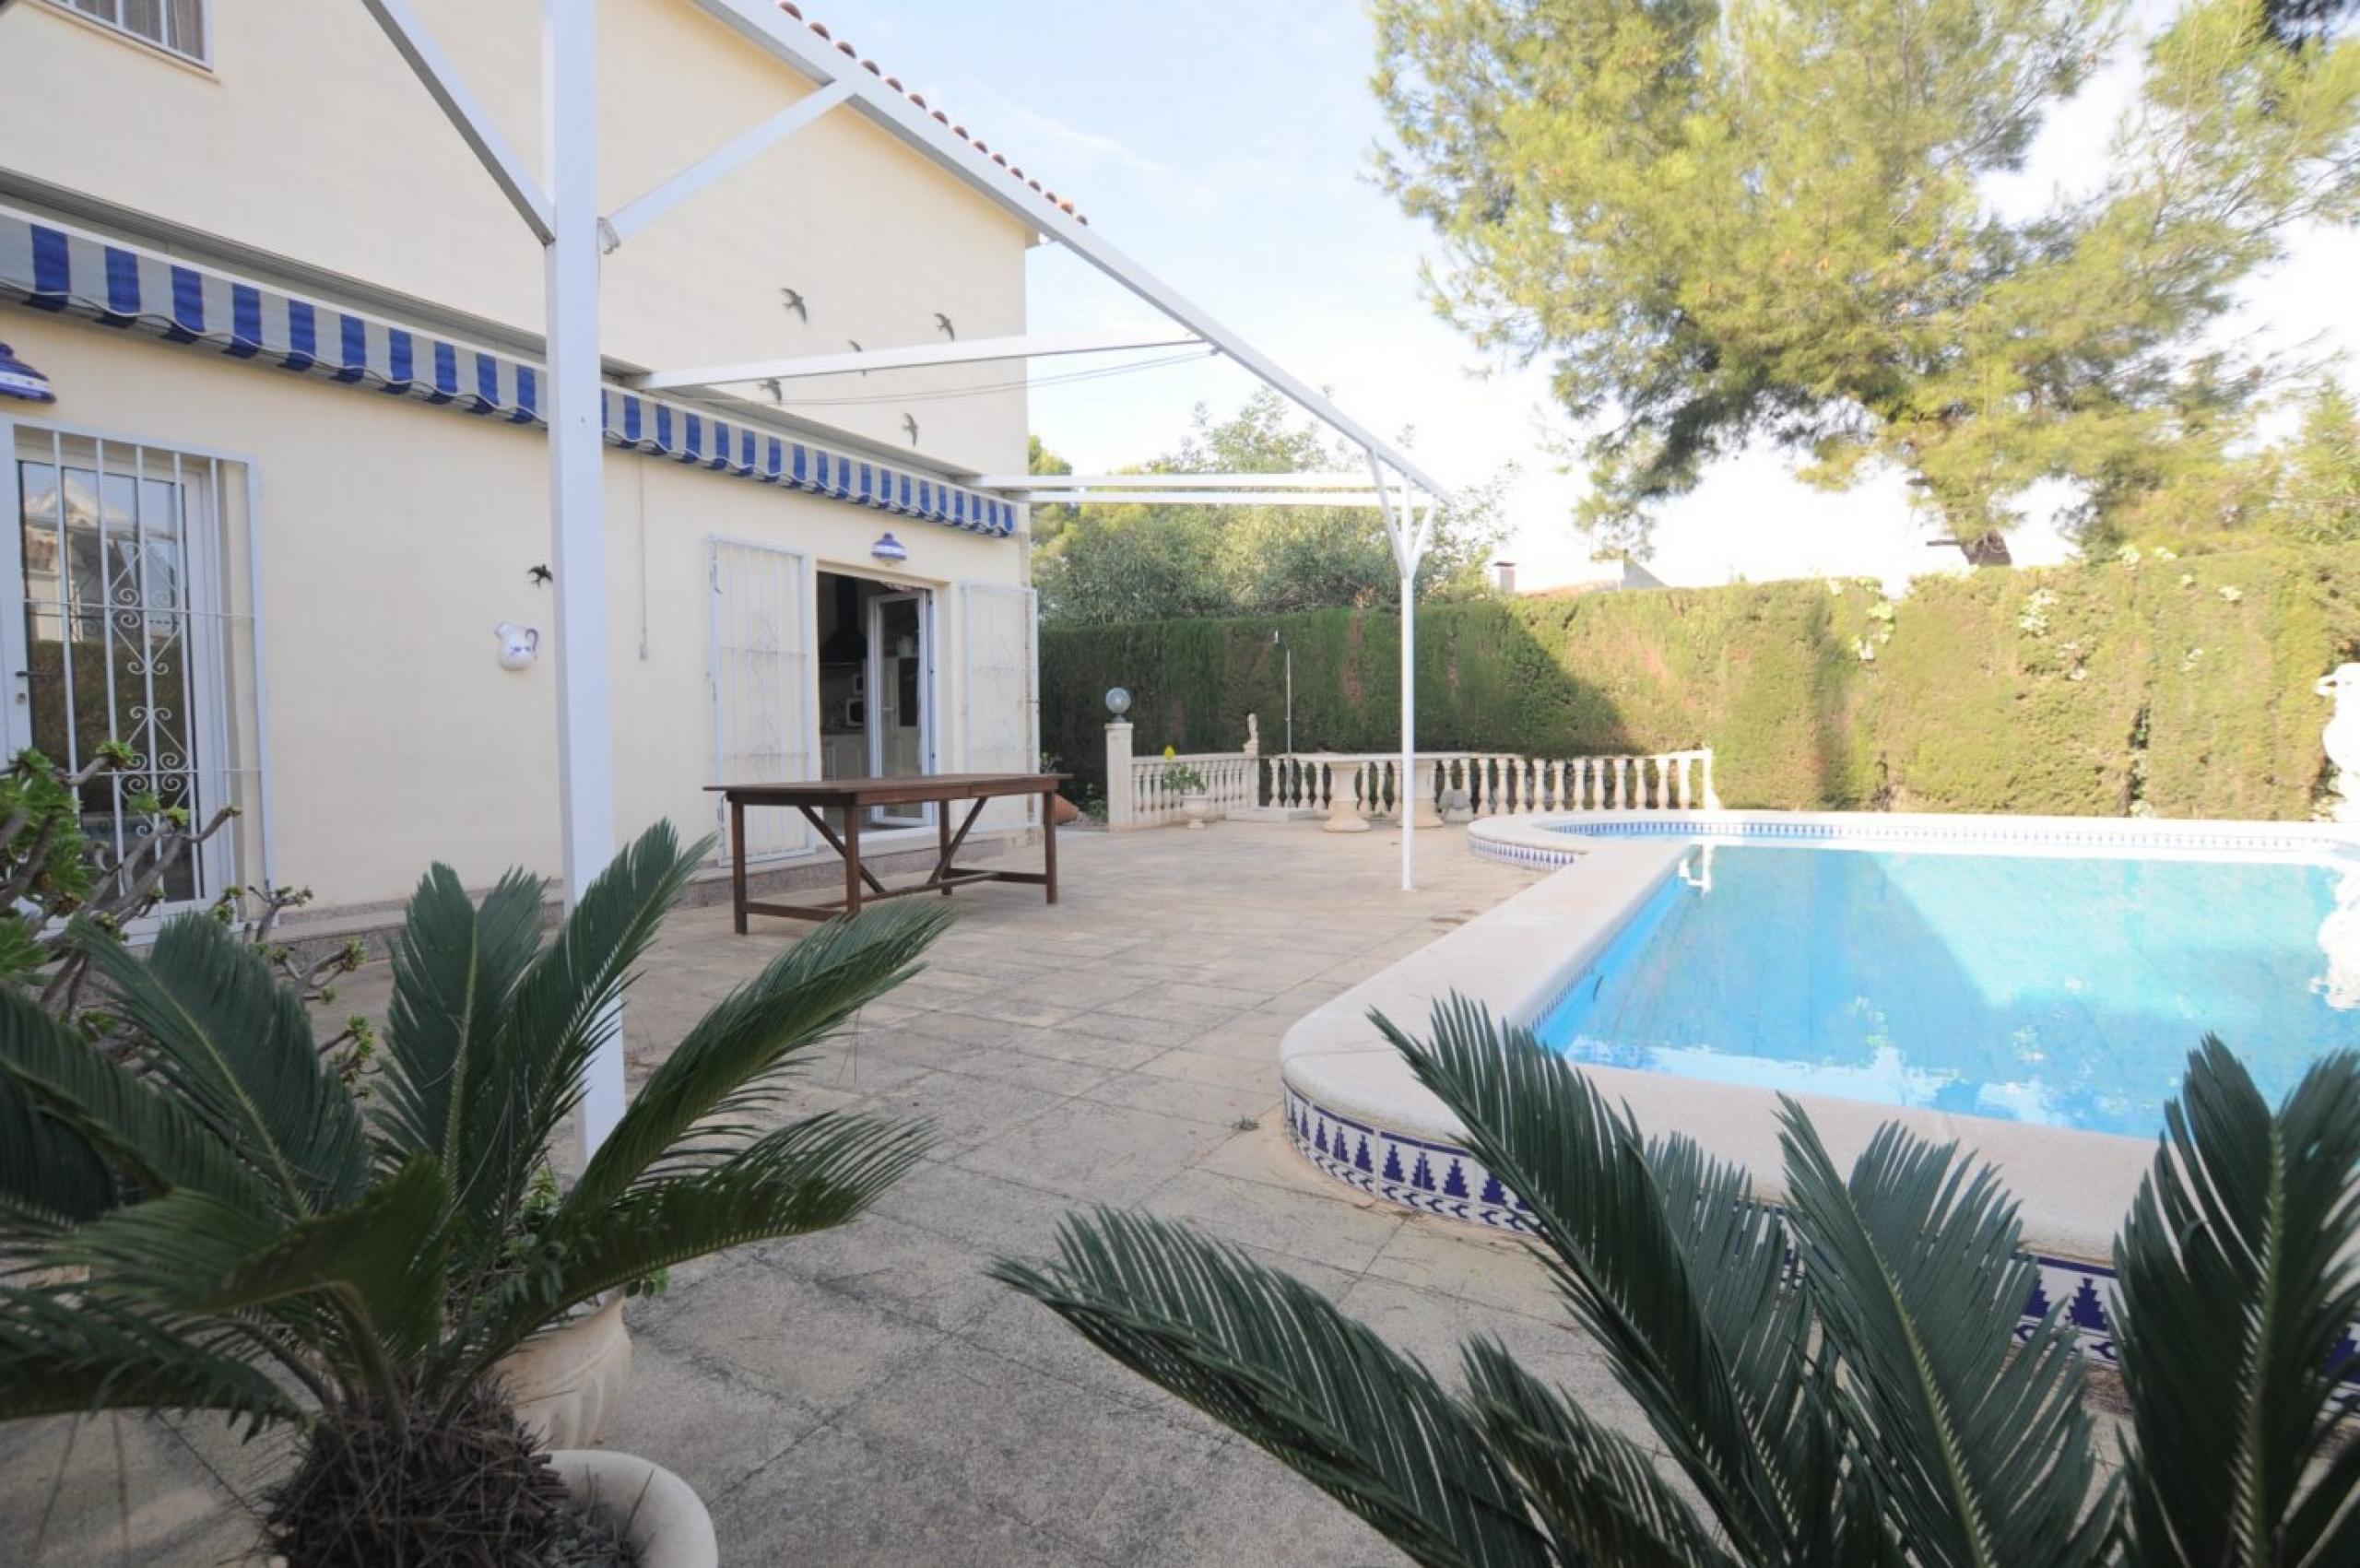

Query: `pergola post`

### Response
(1368, 454, 1432, 892)
(545, 1, 623, 1151)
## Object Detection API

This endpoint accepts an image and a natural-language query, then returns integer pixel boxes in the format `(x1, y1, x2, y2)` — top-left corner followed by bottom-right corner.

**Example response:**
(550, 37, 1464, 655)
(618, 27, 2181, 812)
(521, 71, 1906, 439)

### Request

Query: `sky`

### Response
(798, 0, 2358, 590)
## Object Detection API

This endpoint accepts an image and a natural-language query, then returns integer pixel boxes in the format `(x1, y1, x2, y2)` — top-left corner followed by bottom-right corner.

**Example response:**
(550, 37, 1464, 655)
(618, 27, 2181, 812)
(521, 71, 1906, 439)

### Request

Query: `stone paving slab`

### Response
(9, 821, 1685, 1567)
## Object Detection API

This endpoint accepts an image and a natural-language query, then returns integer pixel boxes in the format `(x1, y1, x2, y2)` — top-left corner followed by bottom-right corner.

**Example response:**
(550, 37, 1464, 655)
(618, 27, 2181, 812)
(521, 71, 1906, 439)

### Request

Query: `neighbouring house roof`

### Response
(775, 1, 1086, 224)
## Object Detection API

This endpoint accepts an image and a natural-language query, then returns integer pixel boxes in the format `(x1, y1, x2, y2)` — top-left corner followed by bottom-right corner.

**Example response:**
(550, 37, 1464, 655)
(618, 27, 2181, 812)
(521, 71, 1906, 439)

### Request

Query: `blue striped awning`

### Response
(0, 208, 1016, 538)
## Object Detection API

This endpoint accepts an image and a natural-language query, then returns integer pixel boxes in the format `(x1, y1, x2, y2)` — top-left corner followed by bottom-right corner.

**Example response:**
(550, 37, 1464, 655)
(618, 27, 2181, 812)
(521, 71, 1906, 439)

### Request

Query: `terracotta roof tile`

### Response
(776, 2, 1086, 223)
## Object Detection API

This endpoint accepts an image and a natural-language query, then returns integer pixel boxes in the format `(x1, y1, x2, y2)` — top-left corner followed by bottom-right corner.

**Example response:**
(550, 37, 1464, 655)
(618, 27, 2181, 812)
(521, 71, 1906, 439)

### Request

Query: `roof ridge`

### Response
(776, 2, 1087, 224)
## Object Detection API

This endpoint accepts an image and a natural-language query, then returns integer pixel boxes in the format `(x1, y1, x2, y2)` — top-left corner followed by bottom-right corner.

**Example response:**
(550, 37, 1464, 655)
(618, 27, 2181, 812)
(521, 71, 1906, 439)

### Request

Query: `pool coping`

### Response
(1281, 809, 2360, 1371)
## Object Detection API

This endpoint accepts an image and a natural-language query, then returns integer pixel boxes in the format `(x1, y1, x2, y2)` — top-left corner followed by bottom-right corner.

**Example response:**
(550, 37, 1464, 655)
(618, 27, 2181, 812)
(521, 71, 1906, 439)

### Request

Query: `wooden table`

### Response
(705, 773, 1067, 931)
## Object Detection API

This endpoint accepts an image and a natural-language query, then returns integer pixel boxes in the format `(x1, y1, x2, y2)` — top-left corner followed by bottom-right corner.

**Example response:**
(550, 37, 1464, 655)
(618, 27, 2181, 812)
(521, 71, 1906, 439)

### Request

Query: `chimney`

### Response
(1493, 559, 1517, 595)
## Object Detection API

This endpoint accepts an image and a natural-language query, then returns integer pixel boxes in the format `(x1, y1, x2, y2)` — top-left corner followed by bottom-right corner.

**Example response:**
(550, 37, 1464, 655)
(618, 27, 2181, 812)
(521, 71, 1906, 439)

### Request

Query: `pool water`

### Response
(1531, 845, 2360, 1138)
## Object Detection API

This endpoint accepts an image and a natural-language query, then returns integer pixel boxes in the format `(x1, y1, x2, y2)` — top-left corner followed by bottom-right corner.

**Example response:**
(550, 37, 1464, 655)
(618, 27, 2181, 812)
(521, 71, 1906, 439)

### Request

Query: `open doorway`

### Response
(817, 571, 934, 829)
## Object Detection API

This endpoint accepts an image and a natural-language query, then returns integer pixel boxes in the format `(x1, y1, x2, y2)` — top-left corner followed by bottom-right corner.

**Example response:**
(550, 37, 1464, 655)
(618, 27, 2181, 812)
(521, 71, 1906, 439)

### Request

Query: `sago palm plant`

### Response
(997, 998, 2360, 1567)
(0, 821, 947, 1564)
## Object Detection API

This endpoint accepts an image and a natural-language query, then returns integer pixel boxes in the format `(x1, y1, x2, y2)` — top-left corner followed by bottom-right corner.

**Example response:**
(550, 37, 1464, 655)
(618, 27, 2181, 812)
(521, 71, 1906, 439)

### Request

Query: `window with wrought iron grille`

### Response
(7, 427, 264, 910)
(50, 0, 207, 65)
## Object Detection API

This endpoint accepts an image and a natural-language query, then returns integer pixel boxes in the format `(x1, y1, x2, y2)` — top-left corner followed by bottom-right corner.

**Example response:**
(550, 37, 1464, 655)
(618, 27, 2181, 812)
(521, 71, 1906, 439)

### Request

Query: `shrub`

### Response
(1043, 545, 2360, 819)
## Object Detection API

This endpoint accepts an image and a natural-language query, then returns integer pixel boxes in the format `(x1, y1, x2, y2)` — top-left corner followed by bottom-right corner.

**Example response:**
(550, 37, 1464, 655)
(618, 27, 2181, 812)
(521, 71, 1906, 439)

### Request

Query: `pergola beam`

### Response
(681, 0, 1449, 501)
(603, 78, 856, 249)
(359, 0, 553, 243)
(1014, 489, 1388, 507)
(632, 329, 1202, 391)
(989, 472, 1372, 490)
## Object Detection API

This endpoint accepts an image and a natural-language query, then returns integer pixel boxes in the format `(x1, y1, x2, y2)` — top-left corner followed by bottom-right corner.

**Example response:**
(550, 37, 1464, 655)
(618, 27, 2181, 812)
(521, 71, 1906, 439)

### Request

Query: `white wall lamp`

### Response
(0, 342, 54, 404)
(871, 531, 909, 566)
(495, 621, 540, 671)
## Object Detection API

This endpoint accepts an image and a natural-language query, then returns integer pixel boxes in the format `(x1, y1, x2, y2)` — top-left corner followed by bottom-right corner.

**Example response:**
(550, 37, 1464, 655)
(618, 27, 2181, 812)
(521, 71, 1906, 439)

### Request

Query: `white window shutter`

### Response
(958, 581, 1038, 831)
(709, 537, 812, 862)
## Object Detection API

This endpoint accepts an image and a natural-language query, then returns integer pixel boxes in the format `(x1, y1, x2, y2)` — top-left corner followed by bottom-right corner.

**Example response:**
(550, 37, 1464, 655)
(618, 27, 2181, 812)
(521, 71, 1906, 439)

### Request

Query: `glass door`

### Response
(865, 590, 930, 826)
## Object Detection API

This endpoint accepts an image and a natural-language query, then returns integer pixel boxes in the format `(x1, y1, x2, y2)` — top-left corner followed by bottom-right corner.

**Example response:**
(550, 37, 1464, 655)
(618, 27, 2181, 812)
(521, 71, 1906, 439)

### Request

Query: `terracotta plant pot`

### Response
(1048, 792, 1081, 826)
(1180, 791, 1211, 830)
(495, 1294, 632, 1450)
(549, 1449, 717, 1568)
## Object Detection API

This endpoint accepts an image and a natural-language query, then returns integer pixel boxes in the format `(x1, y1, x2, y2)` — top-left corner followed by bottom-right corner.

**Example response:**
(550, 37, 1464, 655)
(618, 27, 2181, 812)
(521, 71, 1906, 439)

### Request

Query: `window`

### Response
(8, 429, 262, 909)
(52, 0, 207, 66)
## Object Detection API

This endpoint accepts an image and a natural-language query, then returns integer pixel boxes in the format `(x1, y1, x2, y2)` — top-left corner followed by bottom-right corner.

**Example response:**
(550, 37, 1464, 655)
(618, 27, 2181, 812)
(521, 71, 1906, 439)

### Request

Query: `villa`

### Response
(5, 3, 2358, 1565)
(0, 0, 1050, 921)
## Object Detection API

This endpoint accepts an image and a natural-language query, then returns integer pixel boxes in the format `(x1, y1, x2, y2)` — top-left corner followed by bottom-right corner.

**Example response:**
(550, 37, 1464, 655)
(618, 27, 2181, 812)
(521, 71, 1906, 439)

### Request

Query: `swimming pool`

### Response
(1280, 810, 2360, 1363)
(1531, 844, 2360, 1139)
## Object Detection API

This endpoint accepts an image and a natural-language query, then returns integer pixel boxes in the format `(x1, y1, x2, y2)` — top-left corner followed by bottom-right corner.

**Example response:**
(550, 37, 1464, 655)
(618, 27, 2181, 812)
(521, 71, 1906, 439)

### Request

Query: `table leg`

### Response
(1042, 788, 1059, 905)
(938, 806, 953, 895)
(843, 808, 863, 917)
(729, 798, 749, 935)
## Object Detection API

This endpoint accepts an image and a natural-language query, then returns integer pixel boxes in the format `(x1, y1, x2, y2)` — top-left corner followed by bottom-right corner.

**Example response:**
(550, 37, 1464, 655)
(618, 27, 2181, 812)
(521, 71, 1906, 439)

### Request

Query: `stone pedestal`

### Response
(1410, 759, 1445, 828)
(1321, 761, 1372, 833)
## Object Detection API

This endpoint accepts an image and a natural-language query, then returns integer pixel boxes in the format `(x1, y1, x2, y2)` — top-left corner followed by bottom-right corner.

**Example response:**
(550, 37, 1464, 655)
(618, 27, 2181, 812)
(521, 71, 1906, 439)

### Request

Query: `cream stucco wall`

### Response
(0, 0, 1034, 473)
(0, 308, 1029, 909)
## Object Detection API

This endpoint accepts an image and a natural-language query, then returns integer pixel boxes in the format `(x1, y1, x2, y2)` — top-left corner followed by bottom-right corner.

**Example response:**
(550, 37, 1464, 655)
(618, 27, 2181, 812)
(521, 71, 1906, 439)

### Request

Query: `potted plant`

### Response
(1161, 746, 1212, 830)
(0, 821, 948, 1566)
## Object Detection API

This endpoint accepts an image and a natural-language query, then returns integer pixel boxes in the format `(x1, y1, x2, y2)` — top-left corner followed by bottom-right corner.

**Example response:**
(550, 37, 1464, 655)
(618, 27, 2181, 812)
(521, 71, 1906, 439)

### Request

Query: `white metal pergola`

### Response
(360, 0, 1448, 1152)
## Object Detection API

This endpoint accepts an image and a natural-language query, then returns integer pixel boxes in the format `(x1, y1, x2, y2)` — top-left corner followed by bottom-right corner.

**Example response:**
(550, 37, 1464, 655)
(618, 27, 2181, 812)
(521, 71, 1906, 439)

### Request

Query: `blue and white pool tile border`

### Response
(1283, 1084, 1529, 1233)
(1285, 1081, 2360, 1384)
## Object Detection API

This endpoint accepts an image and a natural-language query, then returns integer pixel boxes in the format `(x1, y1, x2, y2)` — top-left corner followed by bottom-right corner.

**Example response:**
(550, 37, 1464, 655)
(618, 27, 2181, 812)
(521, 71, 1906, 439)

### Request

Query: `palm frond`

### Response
(41, 1188, 277, 1303)
(465, 1111, 926, 1376)
(1776, 1103, 2109, 1568)
(0, 985, 276, 1221)
(0, 1052, 116, 1247)
(445, 823, 704, 1267)
(77, 914, 366, 1216)
(372, 862, 545, 1174)
(196, 1155, 452, 1363)
(563, 898, 947, 1220)
(1374, 996, 1812, 1563)
(2113, 1039, 2360, 1568)
(994, 1208, 1551, 1568)
(1458, 1335, 1730, 1567)
(0, 1286, 303, 1430)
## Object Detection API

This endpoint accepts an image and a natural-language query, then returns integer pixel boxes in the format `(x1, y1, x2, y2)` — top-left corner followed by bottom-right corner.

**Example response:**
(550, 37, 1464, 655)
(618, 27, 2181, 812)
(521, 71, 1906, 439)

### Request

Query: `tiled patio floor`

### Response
(7, 820, 1670, 1566)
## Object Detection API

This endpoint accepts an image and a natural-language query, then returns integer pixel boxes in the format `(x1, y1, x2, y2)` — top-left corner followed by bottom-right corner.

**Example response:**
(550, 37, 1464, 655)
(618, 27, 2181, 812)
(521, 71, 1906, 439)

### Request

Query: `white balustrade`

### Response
(1127, 751, 1260, 829)
(1104, 723, 1719, 831)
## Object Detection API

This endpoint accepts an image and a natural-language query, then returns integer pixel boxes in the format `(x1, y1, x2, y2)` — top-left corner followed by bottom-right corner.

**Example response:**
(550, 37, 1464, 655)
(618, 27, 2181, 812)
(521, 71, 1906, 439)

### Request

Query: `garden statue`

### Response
(2318, 663, 2360, 822)
(1243, 713, 1259, 758)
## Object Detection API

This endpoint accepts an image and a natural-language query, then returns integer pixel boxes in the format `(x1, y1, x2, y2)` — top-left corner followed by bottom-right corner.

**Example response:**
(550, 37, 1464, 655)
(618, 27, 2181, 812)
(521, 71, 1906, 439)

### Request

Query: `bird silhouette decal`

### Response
(779, 287, 807, 322)
(759, 377, 784, 403)
(528, 564, 553, 586)
(933, 312, 956, 340)
(846, 339, 866, 375)
(901, 412, 920, 445)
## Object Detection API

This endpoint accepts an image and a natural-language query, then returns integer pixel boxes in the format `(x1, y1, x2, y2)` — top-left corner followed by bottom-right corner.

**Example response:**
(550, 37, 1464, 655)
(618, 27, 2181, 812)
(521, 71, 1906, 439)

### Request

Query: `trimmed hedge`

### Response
(1041, 545, 2360, 819)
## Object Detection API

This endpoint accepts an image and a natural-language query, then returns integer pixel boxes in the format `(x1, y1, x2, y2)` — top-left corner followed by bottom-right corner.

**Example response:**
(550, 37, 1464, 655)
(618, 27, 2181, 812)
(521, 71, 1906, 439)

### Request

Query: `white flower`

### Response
(2179, 573, 2196, 588)
(2219, 584, 2243, 604)
(2116, 544, 2142, 565)
(2154, 546, 2177, 561)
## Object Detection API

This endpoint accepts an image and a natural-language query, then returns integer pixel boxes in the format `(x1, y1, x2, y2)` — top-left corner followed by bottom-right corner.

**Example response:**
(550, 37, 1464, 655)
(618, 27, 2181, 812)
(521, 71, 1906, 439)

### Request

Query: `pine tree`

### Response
(1374, 0, 2360, 552)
